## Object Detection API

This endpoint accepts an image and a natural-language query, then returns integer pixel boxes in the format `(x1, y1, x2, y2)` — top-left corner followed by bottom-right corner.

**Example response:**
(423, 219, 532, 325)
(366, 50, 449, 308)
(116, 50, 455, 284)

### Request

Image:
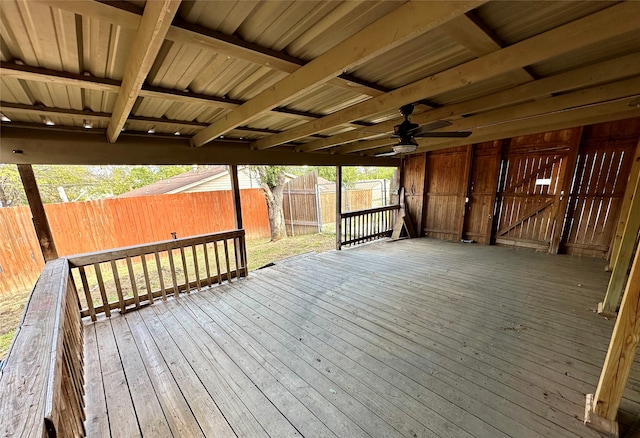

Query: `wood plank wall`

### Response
(0, 189, 269, 294)
(402, 117, 640, 257)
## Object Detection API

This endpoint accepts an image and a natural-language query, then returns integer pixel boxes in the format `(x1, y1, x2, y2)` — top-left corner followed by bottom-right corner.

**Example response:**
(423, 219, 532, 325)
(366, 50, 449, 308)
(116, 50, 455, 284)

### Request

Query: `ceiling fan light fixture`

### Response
(393, 137, 418, 154)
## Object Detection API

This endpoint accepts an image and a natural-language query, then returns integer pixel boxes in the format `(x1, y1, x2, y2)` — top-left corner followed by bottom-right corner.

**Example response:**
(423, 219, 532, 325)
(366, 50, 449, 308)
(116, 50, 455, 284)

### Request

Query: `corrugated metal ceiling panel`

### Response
(531, 31, 640, 77)
(179, 1, 404, 60)
(351, 29, 475, 89)
(284, 84, 370, 115)
(475, 1, 614, 45)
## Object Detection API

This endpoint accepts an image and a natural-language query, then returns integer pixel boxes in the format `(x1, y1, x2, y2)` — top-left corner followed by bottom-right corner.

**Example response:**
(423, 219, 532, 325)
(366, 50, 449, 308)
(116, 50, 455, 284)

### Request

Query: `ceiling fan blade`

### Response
(415, 131, 472, 138)
(412, 120, 452, 135)
(374, 151, 397, 157)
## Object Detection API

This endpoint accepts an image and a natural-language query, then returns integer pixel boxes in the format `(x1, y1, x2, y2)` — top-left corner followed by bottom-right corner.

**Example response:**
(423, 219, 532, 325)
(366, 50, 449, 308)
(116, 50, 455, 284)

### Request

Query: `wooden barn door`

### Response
(403, 153, 426, 235)
(561, 121, 640, 257)
(422, 146, 471, 241)
(463, 141, 503, 244)
(494, 137, 575, 251)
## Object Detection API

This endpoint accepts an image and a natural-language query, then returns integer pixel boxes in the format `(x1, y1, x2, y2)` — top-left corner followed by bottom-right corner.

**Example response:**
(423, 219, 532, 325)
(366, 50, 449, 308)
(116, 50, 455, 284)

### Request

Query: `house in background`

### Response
(118, 165, 261, 198)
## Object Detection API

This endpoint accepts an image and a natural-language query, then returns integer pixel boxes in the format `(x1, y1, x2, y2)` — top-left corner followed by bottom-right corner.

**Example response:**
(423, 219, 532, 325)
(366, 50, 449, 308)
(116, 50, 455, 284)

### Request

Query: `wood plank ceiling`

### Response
(0, 0, 639, 165)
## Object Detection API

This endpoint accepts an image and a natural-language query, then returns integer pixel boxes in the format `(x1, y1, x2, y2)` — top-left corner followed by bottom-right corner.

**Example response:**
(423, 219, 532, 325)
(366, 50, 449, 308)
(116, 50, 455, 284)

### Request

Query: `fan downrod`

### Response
(399, 104, 415, 118)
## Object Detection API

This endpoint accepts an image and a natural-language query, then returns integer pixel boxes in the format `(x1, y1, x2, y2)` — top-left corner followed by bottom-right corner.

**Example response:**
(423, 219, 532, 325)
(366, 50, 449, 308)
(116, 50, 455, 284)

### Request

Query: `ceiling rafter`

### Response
(249, 2, 638, 151)
(313, 53, 640, 154)
(167, 18, 391, 98)
(0, 62, 299, 117)
(189, 1, 485, 147)
(408, 103, 640, 155)
(0, 63, 379, 130)
(440, 12, 535, 85)
(39, 0, 390, 98)
(0, 101, 283, 135)
(106, 0, 181, 143)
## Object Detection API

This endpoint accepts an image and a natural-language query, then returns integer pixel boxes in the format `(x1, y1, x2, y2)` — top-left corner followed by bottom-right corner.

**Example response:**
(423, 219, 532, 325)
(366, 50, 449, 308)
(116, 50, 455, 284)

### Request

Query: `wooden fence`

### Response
(320, 190, 374, 225)
(0, 190, 269, 294)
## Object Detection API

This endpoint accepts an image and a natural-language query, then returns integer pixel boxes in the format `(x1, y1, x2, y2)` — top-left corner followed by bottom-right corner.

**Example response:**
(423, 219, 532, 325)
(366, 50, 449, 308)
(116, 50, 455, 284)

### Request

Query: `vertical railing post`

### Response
(336, 166, 342, 250)
(315, 182, 322, 233)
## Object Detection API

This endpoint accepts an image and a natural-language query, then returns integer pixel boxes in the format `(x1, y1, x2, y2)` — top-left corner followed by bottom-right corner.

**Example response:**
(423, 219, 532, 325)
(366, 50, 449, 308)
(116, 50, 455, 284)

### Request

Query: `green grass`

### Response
(0, 332, 15, 360)
(0, 232, 335, 361)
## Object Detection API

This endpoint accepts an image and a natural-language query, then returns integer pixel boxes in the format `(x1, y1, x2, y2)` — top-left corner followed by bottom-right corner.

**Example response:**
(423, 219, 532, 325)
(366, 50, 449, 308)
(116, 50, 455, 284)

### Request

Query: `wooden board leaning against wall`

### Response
(400, 117, 640, 258)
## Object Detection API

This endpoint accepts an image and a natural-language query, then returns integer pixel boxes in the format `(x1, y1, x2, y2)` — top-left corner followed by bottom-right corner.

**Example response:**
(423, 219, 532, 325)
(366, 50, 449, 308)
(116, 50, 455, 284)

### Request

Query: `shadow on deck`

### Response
(83, 238, 640, 437)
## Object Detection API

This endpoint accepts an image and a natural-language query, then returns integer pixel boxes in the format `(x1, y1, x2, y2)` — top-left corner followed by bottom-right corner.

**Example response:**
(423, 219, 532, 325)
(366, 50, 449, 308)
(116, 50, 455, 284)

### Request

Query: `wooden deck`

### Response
(83, 238, 640, 438)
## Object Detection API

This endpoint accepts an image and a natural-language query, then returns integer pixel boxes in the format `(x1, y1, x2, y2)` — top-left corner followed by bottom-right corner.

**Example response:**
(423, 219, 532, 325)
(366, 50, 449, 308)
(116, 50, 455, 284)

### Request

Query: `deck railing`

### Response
(0, 229, 248, 437)
(340, 204, 400, 248)
(67, 229, 248, 321)
(0, 259, 85, 438)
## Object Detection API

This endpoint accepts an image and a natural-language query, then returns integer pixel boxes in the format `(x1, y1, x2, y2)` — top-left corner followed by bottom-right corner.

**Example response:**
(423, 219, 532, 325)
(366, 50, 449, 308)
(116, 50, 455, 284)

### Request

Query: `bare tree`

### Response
(256, 166, 287, 241)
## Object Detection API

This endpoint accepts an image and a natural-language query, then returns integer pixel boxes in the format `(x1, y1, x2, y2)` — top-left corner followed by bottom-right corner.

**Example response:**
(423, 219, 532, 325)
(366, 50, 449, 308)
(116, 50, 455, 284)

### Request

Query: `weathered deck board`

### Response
(84, 238, 640, 437)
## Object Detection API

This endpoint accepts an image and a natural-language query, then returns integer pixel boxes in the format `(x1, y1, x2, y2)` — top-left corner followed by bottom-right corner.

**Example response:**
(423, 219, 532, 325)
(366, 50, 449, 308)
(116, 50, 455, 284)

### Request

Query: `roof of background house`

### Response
(118, 165, 228, 198)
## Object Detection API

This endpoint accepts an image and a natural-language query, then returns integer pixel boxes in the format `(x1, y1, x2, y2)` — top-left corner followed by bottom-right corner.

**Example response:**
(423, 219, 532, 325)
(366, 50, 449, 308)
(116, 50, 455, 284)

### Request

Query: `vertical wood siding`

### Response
(403, 117, 640, 256)
(0, 189, 269, 294)
(563, 119, 640, 257)
(463, 140, 503, 244)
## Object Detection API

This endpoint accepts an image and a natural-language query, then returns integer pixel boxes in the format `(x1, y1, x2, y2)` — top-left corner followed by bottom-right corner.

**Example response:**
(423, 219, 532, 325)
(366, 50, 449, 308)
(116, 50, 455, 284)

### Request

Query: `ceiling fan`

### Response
(375, 104, 471, 156)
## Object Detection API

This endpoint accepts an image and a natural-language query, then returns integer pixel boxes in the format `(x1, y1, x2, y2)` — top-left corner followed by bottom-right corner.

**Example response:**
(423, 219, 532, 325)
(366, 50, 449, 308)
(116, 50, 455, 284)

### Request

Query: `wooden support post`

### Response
(549, 127, 583, 254)
(229, 164, 246, 277)
(17, 164, 58, 261)
(336, 166, 342, 250)
(229, 165, 243, 230)
(585, 244, 640, 438)
(599, 165, 640, 316)
(608, 139, 640, 269)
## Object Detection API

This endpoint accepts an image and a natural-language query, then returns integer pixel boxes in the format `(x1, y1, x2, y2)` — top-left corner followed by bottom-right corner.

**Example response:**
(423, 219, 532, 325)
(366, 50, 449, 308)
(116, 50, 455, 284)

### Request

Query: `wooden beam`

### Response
(441, 13, 534, 86)
(191, 1, 483, 147)
(0, 101, 282, 135)
(298, 53, 640, 153)
(0, 62, 338, 123)
(599, 159, 640, 315)
(334, 138, 398, 155)
(167, 18, 390, 98)
(359, 85, 640, 157)
(17, 164, 58, 261)
(609, 139, 640, 269)
(359, 105, 636, 161)
(336, 166, 342, 251)
(40, 0, 390, 98)
(549, 127, 583, 254)
(585, 244, 640, 436)
(106, 0, 181, 143)
(254, 3, 638, 150)
(0, 127, 399, 167)
(229, 165, 243, 230)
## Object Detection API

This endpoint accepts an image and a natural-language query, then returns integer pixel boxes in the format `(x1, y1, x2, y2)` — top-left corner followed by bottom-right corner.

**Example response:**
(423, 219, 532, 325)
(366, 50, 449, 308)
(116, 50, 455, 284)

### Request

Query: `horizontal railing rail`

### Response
(0, 259, 85, 438)
(340, 204, 400, 248)
(67, 229, 248, 320)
